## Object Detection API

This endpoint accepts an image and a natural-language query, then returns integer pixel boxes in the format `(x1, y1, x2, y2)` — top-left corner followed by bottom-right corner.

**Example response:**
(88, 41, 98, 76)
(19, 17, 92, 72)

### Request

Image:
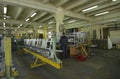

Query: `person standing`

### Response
(59, 33, 68, 59)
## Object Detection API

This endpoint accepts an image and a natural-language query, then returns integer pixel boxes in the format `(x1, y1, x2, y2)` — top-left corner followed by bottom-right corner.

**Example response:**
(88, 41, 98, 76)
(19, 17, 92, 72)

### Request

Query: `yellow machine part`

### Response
(4, 38, 19, 77)
(23, 48, 62, 69)
(12, 70, 18, 77)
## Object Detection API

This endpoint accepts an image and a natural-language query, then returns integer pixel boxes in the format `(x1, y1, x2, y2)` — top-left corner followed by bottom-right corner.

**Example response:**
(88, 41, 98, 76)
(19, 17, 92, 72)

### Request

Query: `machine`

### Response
(23, 36, 62, 69)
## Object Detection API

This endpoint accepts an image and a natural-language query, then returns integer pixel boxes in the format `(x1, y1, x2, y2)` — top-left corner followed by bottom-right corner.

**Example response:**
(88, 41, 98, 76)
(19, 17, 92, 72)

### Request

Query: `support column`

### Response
(54, 7, 64, 41)
(43, 26, 47, 39)
(33, 26, 39, 38)
(4, 38, 13, 79)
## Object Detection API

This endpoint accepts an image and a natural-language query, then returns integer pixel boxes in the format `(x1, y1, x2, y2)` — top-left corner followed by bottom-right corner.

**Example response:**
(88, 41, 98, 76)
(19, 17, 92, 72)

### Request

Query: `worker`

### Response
(59, 32, 68, 59)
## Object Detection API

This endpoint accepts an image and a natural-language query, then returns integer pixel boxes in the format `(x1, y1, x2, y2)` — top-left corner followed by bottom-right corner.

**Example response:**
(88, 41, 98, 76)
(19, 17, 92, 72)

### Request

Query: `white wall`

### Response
(110, 30, 120, 49)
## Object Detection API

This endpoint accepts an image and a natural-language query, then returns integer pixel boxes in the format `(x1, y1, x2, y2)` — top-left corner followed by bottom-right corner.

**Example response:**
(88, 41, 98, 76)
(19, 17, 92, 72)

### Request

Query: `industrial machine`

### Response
(23, 36, 62, 69)
(66, 31, 90, 57)
(66, 32, 89, 46)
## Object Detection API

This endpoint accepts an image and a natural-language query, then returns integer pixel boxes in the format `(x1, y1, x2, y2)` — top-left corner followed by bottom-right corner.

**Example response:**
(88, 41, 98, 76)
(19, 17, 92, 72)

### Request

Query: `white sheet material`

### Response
(108, 36, 112, 49)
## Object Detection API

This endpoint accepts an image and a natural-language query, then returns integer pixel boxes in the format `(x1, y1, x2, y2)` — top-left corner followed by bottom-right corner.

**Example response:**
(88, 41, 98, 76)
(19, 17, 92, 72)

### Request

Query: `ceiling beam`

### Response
(65, 12, 120, 29)
(94, 12, 120, 21)
(0, 0, 92, 21)
(74, 0, 110, 12)
(87, 4, 120, 16)
(0, 27, 20, 29)
(23, 12, 47, 28)
(24, 10, 36, 21)
(64, 10, 92, 20)
(14, 7, 24, 20)
(82, 0, 120, 13)
(65, 17, 120, 29)
(11, 7, 24, 27)
(39, 14, 53, 23)
(32, 12, 47, 21)
(55, 0, 69, 7)
(38, 0, 70, 22)
(65, 0, 89, 10)
(42, 0, 50, 4)
(0, 19, 43, 26)
(21, 10, 36, 28)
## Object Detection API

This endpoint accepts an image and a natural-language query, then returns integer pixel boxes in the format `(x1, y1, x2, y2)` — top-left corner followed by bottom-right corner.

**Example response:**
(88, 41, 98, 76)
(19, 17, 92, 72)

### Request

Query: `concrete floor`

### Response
(13, 49, 120, 79)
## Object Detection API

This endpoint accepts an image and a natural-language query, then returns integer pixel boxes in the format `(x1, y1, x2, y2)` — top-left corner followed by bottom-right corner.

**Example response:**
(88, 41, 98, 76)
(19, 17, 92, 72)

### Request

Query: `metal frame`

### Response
(23, 48, 62, 69)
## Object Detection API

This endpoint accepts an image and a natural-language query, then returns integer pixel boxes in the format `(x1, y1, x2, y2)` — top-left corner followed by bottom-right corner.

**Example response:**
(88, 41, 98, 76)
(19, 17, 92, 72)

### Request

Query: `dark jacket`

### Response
(60, 36, 68, 47)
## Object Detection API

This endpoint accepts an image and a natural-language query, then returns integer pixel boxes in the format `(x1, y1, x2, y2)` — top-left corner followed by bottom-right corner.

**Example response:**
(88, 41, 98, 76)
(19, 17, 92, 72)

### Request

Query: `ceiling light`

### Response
(48, 32, 51, 34)
(82, 5, 98, 12)
(4, 17, 6, 19)
(48, 35, 51, 38)
(95, 11, 109, 16)
(48, 26, 52, 28)
(48, 21, 54, 24)
(18, 26, 20, 28)
(31, 12, 37, 17)
(4, 6, 7, 14)
(20, 24, 23, 26)
(68, 20, 76, 23)
(26, 18, 30, 21)
(112, 0, 117, 1)
(39, 26, 42, 28)
(18, 24, 22, 28)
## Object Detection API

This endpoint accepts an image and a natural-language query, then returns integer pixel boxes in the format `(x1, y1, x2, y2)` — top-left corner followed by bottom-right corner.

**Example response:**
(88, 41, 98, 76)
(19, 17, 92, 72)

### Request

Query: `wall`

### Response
(81, 25, 120, 49)
(110, 30, 120, 49)
(81, 25, 106, 40)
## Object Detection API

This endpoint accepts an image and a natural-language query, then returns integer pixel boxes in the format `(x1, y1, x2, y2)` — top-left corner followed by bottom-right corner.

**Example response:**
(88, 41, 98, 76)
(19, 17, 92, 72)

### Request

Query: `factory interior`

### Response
(0, 0, 120, 79)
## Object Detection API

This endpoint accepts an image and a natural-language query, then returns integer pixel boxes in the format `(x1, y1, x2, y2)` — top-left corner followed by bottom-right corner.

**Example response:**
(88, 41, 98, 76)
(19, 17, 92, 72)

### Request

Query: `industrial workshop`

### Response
(0, 0, 120, 79)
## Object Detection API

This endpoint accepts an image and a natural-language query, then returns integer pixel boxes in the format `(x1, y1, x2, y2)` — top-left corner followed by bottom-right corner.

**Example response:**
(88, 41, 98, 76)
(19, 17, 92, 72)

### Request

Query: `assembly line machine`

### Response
(21, 31, 89, 69)
(23, 36, 62, 69)
(0, 31, 89, 79)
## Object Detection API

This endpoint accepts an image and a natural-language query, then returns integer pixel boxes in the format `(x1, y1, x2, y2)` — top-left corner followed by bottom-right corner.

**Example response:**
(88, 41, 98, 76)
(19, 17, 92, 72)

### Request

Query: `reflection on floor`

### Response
(13, 49, 120, 79)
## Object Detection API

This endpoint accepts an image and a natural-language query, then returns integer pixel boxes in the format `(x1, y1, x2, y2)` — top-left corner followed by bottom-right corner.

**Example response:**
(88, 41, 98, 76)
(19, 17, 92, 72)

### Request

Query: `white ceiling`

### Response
(0, 0, 120, 34)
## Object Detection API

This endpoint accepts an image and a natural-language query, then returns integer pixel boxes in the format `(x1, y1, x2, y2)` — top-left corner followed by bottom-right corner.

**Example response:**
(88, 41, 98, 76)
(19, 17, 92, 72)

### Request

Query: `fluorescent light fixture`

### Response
(31, 12, 37, 17)
(112, 0, 117, 1)
(4, 6, 7, 14)
(68, 20, 76, 23)
(39, 26, 42, 28)
(26, 18, 30, 21)
(18, 24, 22, 28)
(48, 21, 54, 24)
(82, 5, 98, 12)
(48, 26, 52, 28)
(95, 11, 109, 16)
(3, 23, 5, 27)
(48, 32, 51, 34)
(48, 35, 51, 38)
(20, 24, 23, 26)
(4, 17, 6, 19)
